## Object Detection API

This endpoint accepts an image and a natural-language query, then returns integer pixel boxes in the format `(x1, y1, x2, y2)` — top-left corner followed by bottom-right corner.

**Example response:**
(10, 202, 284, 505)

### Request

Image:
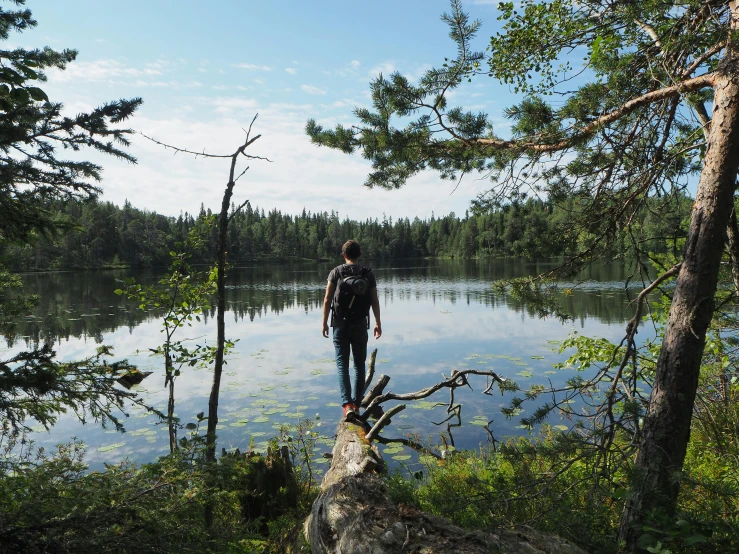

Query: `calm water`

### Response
(6, 259, 639, 470)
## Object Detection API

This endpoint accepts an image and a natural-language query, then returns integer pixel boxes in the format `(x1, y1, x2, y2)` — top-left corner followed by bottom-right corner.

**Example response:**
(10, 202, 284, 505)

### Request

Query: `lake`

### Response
(6, 259, 639, 471)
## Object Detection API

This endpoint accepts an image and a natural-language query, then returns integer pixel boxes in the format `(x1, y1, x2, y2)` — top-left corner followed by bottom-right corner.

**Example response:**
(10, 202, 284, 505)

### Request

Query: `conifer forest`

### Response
(2, 1, 739, 553)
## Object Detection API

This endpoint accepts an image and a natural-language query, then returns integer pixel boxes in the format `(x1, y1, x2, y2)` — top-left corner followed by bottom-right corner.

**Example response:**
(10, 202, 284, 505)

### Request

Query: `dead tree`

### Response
(304, 349, 589, 554)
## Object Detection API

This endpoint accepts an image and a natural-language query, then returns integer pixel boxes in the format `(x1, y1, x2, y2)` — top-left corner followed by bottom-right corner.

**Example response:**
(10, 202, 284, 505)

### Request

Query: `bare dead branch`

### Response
(364, 348, 378, 392)
(366, 404, 406, 442)
(371, 369, 506, 406)
(361, 374, 389, 407)
(228, 199, 250, 222)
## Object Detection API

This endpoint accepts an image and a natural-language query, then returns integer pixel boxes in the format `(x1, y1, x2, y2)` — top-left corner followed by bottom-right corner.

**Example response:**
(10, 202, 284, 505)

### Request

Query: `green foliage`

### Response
(0, 267, 36, 339)
(306, 0, 715, 271)
(0, 344, 154, 438)
(388, 413, 739, 553)
(388, 431, 623, 553)
(0, 192, 692, 270)
(0, 0, 141, 243)
(0, 0, 147, 457)
(0, 437, 312, 553)
(278, 416, 322, 501)
(115, 225, 222, 451)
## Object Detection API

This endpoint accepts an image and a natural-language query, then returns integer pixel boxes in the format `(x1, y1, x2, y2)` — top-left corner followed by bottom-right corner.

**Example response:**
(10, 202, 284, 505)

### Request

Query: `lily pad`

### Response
(97, 442, 126, 453)
(311, 368, 328, 376)
(253, 416, 270, 423)
(392, 454, 412, 461)
(553, 425, 569, 432)
(516, 370, 534, 378)
(128, 428, 154, 437)
(410, 401, 439, 410)
(530, 355, 545, 360)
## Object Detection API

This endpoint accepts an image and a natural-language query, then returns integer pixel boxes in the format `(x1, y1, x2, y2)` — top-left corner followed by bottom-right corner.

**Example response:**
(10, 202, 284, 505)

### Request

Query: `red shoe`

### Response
(343, 403, 358, 421)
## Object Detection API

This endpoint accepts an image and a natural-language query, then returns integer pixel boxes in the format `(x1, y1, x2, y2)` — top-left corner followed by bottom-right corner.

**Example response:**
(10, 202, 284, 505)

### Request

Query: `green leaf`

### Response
(10, 88, 29, 103)
(26, 87, 48, 102)
(638, 534, 658, 549)
(684, 535, 707, 546)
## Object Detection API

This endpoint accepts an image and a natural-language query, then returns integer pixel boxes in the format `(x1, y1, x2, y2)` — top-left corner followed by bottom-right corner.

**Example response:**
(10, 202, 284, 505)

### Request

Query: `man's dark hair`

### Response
(342, 240, 361, 260)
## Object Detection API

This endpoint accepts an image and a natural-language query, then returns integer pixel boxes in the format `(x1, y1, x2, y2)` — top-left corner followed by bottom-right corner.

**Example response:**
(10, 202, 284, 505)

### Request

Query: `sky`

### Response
(20, 0, 521, 221)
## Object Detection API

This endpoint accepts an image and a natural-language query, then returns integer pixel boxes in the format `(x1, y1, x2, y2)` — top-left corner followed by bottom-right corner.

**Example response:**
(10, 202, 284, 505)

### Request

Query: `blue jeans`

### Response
(332, 320, 368, 406)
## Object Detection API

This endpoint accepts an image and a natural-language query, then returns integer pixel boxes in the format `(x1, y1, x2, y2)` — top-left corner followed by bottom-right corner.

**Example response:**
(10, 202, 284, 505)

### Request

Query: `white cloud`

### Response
(233, 63, 273, 71)
(350, 60, 360, 69)
(301, 84, 326, 95)
(49, 59, 162, 83)
(211, 97, 259, 113)
(285, 67, 296, 75)
(368, 61, 395, 77)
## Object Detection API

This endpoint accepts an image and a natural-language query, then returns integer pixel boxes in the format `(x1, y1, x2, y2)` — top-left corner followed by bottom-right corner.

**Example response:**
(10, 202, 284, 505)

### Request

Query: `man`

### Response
(322, 240, 381, 420)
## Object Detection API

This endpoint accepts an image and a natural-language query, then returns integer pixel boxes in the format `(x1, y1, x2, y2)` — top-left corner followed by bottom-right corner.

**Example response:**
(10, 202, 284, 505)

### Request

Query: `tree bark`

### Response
(619, 15, 739, 549)
(304, 420, 589, 554)
(205, 175, 235, 464)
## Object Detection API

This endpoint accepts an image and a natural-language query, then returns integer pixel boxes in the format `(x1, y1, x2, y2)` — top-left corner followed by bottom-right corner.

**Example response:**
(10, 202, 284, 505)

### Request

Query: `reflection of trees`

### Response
(5, 261, 635, 347)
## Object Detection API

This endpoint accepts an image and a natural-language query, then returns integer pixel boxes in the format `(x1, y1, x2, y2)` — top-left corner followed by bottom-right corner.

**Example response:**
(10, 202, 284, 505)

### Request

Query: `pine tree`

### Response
(0, 0, 142, 434)
(307, 0, 739, 548)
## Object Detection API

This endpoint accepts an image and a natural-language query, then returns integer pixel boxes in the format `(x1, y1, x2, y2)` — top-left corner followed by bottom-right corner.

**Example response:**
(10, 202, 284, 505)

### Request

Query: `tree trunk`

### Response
(619, 23, 739, 550)
(304, 420, 589, 554)
(167, 375, 176, 453)
(205, 177, 235, 463)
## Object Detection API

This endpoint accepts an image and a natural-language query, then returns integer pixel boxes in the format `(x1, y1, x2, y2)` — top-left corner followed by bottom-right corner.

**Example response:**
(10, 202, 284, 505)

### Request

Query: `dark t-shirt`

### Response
(327, 264, 377, 289)
(327, 264, 376, 327)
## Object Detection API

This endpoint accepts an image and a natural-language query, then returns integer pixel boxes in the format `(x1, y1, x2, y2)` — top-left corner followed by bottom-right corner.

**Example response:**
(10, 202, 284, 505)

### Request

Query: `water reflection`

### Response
(4, 259, 640, 469)
(9, 259, 637, 349)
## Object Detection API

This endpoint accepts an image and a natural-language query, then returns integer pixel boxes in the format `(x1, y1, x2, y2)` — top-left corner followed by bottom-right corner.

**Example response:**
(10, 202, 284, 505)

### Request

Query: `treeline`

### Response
(0, 195, 691, 271)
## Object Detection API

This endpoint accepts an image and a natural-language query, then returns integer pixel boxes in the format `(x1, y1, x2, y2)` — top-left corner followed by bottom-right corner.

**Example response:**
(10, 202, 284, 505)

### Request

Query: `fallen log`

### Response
(304, 419, 589, 554)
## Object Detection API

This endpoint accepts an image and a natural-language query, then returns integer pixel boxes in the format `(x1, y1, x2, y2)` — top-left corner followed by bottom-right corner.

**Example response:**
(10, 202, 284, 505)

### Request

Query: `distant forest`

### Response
(0, 195, 691, 271)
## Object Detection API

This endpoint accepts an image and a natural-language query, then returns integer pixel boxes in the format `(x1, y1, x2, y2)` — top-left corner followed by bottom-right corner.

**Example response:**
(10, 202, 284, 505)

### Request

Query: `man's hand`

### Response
(322, 321, 329, 338)
(374, 323, 382, 339)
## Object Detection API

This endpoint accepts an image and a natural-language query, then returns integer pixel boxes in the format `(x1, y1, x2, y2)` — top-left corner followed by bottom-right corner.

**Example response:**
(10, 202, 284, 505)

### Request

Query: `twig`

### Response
(366, 404, 406, 441)
(364, 348, 378, 392)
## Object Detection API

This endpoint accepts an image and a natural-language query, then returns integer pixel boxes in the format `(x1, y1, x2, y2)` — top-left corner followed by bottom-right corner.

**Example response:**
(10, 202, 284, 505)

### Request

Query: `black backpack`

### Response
(331, 265, 372, 327)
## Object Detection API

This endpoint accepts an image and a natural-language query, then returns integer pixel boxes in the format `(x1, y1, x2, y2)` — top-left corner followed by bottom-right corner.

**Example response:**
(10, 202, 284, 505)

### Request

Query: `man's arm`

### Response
(370, 287, 381, 339)
(322, 281, 335, 338)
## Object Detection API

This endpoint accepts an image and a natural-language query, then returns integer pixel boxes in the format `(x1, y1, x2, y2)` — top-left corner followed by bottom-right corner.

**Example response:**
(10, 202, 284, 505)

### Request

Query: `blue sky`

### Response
(21, 0, 520, 220)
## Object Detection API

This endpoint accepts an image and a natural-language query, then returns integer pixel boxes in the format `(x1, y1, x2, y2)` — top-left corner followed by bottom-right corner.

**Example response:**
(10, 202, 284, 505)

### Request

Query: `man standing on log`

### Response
(322, 240, 382, 420)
